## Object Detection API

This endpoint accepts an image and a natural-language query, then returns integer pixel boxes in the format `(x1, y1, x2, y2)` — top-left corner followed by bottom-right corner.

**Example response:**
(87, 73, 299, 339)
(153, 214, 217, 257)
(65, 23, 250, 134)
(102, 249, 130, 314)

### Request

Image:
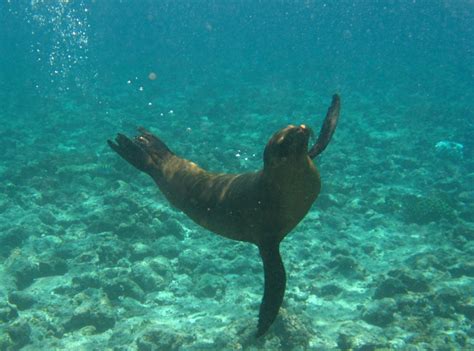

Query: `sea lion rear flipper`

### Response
(308, 94, 341, 159)
(256, 242, 286, 337)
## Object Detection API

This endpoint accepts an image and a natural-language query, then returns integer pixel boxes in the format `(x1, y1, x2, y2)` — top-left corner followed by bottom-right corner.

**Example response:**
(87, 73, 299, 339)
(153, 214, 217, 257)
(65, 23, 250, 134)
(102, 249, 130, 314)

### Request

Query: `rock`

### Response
(130, 223, 156, 239)
(130, 242, 154, 261)
(456, 303, 474, 320)
(337, 333, 353, 350)
(362, 298, 396, 327)
(72, 272, 101, 290)
(131, 261, 166, 292)
(326, 254, 365, 279)
(5, 252, 40, 289)
(434, 287, 462, 305)
(402, 195, 455, 225)
(8, 291, 35, 311)
(454, 332, 469, 348)
(6, 318, 31, 349)
(318, 283, 343, 297)
(0, 228, 28, 256)
(0, 331, 14, 351)
(373, 277, 407, 299)
(64, 291, 116, 333)
(87, 218, 116, 233)
(362, 244, 376, 255)
(317, 193, 340, 210)
(103, 277, 145, 301)
(178, 249, 201, 272)
(452, 225, 474, 240)
(433, 287, 463, 318)
(405, 253, 446, 271)
(448, 262, 474, 278)
(331, 247, 351, 256)
(38, 209, 57, 225)
(336, 323, 389, 350)
(148, 256, 172, 279)
(107, 328, 136, 350)
(162, 218, 185, 240)
(153, 236, 182, 258)
(38, 257, 68, 277)
(54, 238, 93, 260)
(393, 270, 430, 293)
(6, 248, 68, 290)
(136, 328, 192, 351)
(396, 295, 433, 320)
(28, 234, 63, 253)
(226, 255, 254, 275)
(271, 308, 312, 350)
(0, 301, 18, 322)
(194, 273, 225, 298)
(97, 241, 128, 264)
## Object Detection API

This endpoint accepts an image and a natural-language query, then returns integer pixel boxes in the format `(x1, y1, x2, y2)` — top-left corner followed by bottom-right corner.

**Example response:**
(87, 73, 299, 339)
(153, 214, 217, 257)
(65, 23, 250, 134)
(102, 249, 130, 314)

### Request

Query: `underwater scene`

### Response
(1, 1, 473, 350)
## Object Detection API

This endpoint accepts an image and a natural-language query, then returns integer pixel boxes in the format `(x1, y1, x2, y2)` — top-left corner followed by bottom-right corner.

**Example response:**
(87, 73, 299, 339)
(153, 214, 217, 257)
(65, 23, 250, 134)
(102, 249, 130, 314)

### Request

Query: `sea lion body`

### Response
(108, 94, 340, 336)
(151, 128, 320, 246)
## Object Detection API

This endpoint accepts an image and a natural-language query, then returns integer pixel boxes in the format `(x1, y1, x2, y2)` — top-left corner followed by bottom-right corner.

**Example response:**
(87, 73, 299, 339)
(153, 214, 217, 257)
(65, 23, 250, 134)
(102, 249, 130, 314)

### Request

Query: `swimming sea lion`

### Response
(108, 94, 341, 337)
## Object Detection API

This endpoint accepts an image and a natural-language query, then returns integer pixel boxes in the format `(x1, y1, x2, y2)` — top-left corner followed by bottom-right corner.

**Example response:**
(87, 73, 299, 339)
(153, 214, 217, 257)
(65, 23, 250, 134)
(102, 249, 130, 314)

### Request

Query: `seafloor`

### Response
(0, 77, 473, 350)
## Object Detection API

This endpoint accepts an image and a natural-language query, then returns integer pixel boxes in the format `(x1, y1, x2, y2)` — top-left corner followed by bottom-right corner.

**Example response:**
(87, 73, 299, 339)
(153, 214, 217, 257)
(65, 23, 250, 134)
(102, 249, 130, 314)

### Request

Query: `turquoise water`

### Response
(1, 1, 473, 349)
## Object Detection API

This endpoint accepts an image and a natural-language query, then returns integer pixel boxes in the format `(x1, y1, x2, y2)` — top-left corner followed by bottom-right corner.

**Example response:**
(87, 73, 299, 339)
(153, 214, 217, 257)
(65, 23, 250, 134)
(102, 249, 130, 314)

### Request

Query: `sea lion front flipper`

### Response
(135, 127, 173, 159)
(108, 129, 173, 174)
(256, 242, 286, 337)
(308, 94, 341, 159)
(108, 133, 154, 173)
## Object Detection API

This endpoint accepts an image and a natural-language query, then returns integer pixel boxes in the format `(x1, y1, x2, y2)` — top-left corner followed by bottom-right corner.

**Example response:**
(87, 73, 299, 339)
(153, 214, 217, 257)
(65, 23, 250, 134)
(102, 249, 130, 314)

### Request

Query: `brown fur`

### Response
(148, 126, 320, 246)
(108, 94, 340, 336)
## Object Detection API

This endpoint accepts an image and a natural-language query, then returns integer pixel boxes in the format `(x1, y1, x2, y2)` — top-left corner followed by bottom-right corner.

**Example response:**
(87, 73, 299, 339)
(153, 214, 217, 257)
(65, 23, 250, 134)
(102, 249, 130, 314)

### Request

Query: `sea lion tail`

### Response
(308, 94, 341, 159)
(107, 127, 172, 174)
(256, 242, 286, 337)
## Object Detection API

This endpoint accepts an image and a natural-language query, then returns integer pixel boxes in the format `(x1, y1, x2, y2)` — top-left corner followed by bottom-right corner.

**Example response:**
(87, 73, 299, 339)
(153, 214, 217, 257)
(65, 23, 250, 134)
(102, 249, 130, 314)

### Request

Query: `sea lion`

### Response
(108, 94, 341, 337)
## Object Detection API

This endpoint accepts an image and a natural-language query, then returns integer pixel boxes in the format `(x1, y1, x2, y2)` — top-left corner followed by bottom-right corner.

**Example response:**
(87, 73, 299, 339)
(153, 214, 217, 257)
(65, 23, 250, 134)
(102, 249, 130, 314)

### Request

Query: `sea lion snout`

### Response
(290, 126, 312, 150)
(272, 125, 311, 145)
(296, 124, 312, 138)
(283, 124, 312, 140)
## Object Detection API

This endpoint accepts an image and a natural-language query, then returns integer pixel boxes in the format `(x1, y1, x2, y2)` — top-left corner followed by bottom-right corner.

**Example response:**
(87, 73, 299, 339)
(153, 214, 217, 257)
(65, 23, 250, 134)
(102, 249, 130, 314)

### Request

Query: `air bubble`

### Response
(26, 0, 91, 89)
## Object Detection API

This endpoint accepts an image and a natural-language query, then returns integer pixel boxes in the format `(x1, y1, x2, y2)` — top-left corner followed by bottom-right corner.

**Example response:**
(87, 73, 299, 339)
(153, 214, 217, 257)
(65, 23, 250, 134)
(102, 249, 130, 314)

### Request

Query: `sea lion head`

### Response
(263, 124, 313, 169)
